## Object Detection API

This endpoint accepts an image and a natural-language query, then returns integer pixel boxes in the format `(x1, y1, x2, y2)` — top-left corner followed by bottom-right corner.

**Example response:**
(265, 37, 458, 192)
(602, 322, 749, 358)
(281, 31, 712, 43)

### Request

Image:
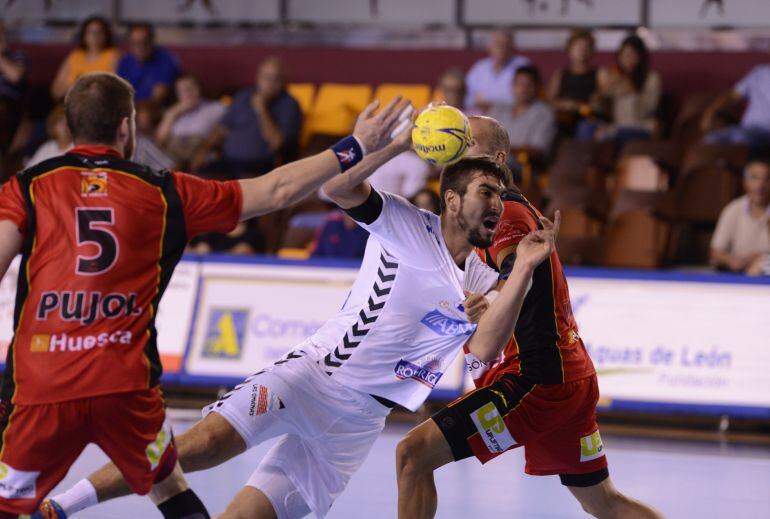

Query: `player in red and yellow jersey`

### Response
(0, 72, 406, 518)
(395, 116, 663, 519)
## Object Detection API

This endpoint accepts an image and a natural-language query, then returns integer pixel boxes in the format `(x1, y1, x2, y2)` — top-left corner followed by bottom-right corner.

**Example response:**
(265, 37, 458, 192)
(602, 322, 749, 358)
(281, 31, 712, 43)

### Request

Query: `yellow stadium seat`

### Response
(306, 83, 373, 137)
(373, 83, 432, 112)
(286, 83, 316, 115)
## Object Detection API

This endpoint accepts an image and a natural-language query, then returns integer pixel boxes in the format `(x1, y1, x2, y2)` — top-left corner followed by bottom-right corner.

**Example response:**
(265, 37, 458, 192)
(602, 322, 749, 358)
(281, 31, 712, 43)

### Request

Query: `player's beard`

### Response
(457, 199, 493, 248)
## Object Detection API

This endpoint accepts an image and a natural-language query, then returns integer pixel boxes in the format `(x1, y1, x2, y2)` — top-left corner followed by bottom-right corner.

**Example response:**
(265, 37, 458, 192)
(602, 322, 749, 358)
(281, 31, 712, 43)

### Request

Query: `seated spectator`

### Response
(702, 63, 770, 153)
(488, 65, 556, 181)
(117, 23, 179, 104)
(132, 101, 174, 170)
(25, 104, 71, 167)
(190, 220, 265, 255)
(435, 68, 466, 109)
(191, 56, 301, 179)
(547, 29, 599, 137)
(156, 74, 226, 169)
(51, 16, 119, 100)
(0, 21, 27, 153)
(411, 188, 441, 215)
(710, 160, 770, 273)
(577, 35, 661, 149)
(310, 210, 369, 259)
(465, 29, 531, 113)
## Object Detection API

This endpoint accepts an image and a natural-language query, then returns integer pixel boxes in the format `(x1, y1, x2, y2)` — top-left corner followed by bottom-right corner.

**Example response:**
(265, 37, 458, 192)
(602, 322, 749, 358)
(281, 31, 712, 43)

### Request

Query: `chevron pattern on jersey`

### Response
(322, 251, 399, 375)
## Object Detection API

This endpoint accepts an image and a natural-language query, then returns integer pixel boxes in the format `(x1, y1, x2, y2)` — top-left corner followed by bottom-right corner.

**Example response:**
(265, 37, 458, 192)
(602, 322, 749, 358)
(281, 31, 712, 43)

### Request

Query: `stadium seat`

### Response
(603, 191, 670, 269)
(613, 140, 683, 198)
(305, 83, 373, 138)
(675, 143, 748, 224)
(287, 83, 316, 115)
(373, 83, 432, 112)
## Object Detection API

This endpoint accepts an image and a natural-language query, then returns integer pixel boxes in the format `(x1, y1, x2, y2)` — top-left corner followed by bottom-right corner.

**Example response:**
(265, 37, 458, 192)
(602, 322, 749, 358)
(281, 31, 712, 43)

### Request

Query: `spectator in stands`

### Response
(156, 74, 226, 169)
(191, 56, 301, 179)
(702, 64, 770, 153)
(51, 16, 119, 100)
(310, 210, 369, 259)
(547, 29, 599, 137)
(488, 65, 556, 181)
(190, 220, 265, 255)
(132, 101, 175, 170)
(25, 104, 71, 167)
(117, 23, 179, 104)
(710, 160, 770, 273)
(0, 21, 27, 153)
(465, 29, 531, 113)
(577, 35, 661, 149)
(411, 188, 441, 215)
(435, 68, 466, 109)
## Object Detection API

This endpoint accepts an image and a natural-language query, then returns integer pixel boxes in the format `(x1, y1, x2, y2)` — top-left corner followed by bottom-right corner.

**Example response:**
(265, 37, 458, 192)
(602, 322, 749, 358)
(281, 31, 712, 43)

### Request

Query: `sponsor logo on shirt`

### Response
(202, 308, 249, 359)
(0, 462, 38, 499)
(36, 291, 142, 325)
(579, 430, 605, 462)
(248, 384, 285, 416)
(80, 171, 108, 197)
(470, 402, 517, 454)
(394, 358, 444, 388)
(465, 350, 504, 380)
(420, 309, 475, 336)
(30, 331, 132, 353)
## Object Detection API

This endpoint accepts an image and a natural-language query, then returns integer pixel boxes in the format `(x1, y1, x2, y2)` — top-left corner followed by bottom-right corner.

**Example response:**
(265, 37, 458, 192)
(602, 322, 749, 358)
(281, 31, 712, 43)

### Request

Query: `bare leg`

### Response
(568, 477, 665, 519)
(217, 487, 278, 519)
(395, 419, 455, 519)
(90, 413, 247, 503)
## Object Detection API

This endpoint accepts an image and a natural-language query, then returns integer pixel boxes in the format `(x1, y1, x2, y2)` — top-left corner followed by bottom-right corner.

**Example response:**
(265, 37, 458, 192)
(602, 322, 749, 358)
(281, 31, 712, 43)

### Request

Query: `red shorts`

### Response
(432, 374, 608, 485)
(0, 387, 177, 514)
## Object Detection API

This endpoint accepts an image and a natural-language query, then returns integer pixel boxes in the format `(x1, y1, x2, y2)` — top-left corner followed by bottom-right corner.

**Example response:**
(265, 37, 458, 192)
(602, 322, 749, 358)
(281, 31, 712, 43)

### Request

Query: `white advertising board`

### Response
(464, 0, 641, 26)
(567, 276, 770, 410)
(184, 261, 467, 393)
(651, 0, 770, 29)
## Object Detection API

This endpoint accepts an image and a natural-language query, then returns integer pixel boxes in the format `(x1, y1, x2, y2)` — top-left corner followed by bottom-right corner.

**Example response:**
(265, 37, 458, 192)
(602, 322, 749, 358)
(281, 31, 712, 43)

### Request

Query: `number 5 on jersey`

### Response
(76, 208, 118, 275)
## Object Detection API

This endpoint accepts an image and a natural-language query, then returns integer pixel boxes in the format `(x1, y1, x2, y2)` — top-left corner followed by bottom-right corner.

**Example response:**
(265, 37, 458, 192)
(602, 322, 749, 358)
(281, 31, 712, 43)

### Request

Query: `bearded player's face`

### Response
(456, 173, 504, 248)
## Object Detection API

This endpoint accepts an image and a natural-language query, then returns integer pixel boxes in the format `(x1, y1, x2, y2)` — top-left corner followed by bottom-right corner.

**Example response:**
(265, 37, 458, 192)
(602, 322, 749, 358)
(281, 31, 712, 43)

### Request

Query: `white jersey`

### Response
(310, 191, 498, 411)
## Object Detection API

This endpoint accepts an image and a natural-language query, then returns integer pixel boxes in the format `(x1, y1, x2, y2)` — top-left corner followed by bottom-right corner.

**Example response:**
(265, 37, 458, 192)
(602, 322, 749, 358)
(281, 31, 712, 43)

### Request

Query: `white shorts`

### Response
(202, 341, 391, 518)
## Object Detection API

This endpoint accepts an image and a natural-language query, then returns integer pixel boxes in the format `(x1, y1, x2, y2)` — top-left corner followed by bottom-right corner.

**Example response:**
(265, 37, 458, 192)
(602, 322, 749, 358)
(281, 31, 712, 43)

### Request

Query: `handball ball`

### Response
(412, 105, 473, 166)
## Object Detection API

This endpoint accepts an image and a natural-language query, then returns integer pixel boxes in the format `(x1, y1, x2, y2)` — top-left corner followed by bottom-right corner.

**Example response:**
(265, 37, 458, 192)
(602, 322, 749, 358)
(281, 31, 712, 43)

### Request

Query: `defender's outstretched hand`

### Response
(352, 97, 412, 154)
(516, 211, 562, 270)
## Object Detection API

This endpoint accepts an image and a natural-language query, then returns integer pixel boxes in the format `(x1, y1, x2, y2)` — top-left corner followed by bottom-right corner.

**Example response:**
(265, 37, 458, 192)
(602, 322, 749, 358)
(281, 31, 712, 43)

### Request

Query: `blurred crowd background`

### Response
(1, 0, 769, 275)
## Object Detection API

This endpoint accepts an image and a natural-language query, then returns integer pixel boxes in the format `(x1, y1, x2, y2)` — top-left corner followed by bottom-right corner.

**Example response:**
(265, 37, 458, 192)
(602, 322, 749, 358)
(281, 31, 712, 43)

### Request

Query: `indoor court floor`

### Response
(55, 413, 770, 518)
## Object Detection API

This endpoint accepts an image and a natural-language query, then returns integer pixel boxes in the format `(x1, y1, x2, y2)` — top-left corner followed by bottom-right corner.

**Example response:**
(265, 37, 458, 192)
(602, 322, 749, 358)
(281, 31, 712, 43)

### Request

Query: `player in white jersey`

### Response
(48, 124, 561, 518)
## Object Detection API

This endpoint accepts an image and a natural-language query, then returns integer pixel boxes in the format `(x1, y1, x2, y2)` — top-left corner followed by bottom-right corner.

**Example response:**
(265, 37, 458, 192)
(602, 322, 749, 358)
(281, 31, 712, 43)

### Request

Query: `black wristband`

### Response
(331, 135, 365, 172)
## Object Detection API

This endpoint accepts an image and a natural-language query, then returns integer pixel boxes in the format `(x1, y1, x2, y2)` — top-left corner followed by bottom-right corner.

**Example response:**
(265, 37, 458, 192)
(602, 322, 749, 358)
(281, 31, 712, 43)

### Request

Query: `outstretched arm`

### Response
(237, 97, 408, 220)
(466, 212, 561, 362)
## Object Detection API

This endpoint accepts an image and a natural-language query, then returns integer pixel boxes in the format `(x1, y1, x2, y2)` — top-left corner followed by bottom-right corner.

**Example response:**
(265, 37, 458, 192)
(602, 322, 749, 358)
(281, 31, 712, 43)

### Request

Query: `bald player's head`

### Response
(467, 115, 510, 165)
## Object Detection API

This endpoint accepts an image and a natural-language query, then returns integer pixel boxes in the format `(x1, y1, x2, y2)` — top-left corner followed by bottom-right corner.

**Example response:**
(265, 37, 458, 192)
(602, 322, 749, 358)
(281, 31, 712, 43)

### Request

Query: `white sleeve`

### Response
(356, 190, 437, 266)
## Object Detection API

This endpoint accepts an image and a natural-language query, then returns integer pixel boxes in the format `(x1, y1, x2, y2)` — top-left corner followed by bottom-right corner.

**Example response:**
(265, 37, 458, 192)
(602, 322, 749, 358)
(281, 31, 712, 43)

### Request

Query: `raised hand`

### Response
(516, 211, 562, 270)
(352, 97, 412, 154)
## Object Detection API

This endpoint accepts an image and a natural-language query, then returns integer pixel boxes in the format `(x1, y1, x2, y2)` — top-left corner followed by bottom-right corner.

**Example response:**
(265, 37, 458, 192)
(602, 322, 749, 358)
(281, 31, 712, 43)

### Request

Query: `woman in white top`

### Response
(26, 104, 72, 167)
(156, 74, 226, 169)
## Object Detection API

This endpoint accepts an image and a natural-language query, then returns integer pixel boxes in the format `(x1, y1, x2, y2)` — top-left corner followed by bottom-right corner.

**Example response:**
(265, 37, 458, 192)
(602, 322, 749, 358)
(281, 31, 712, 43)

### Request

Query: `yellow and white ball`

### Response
(411, 105, 473, 166)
